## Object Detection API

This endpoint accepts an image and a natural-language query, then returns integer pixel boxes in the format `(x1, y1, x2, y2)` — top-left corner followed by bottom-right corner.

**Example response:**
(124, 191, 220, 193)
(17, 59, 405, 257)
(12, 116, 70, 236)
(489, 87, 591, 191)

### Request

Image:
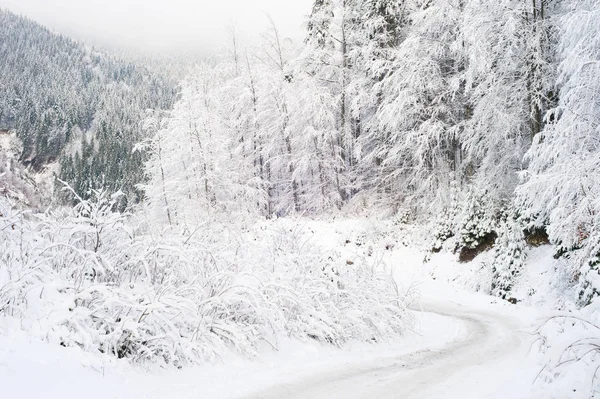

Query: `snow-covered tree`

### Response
(362, 0, 465, 212)
(516, 0, 600, 305)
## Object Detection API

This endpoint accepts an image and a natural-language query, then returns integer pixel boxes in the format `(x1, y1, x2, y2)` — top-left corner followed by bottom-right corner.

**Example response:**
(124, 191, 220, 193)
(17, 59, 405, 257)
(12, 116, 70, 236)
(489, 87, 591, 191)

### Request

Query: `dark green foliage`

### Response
(578, 255, 600, 307)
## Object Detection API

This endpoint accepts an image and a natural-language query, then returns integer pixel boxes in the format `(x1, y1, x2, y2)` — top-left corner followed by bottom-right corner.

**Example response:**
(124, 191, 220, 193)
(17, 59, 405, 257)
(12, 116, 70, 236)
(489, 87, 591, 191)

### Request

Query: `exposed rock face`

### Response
(524, 227, 550, 247)
(458, 232, 498, 263)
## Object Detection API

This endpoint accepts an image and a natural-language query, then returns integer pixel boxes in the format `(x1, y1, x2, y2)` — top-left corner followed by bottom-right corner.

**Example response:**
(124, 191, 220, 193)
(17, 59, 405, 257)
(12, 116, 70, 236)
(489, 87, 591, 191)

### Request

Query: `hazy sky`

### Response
(0, 0, 313, 55)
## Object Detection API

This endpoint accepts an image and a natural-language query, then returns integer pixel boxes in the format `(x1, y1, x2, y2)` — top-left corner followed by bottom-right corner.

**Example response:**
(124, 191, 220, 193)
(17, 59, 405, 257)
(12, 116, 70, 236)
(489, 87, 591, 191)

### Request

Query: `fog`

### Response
(0, 0, 312, 55)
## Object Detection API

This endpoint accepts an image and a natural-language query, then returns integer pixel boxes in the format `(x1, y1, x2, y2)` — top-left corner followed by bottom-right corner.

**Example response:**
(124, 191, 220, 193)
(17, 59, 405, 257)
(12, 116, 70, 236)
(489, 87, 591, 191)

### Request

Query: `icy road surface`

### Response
(239, 288, 534, 399)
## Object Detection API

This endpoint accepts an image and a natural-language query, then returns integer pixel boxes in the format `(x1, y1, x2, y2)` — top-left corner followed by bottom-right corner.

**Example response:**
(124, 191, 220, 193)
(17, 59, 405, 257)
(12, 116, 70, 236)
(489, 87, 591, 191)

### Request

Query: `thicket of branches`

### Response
(0, 192, 412, 366)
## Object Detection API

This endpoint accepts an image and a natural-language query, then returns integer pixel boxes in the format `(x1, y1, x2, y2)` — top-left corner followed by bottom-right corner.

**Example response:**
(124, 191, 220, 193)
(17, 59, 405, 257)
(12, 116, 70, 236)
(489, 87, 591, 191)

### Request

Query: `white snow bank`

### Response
(0, 198, 414, 368)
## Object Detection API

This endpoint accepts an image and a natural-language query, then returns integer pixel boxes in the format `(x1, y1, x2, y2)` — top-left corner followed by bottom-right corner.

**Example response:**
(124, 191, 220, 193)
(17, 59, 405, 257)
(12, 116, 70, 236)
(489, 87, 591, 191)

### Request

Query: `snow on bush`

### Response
(534, 301, 600, 398)
(427, 186, 501, 256)
(491, 211, 526, 300)
(0, 191, 412, 367)
(430, 205, 456, 253)
(457, 191, 497, 252)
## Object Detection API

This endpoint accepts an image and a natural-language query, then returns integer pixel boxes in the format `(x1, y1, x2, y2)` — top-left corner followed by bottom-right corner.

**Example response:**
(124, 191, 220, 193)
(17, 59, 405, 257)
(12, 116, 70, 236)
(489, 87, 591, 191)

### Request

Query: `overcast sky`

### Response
(0, 0, 313, 55)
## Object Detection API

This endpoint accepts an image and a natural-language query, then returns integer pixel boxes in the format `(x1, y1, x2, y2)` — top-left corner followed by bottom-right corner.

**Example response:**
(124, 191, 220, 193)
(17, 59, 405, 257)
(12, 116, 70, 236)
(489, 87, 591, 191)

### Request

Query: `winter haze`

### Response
(0, 0, 312, 54)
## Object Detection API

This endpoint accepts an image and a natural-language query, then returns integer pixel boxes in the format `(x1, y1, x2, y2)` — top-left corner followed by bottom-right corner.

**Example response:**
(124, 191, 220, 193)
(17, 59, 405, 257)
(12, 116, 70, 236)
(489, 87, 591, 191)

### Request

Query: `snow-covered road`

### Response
(0, 283, 540, 399)
(241, 292, 531, 399)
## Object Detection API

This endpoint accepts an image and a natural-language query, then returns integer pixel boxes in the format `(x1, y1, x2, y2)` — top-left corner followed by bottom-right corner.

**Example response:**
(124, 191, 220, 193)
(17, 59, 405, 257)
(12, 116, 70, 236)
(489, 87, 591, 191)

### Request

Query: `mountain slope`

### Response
(0, 9, 177, 205)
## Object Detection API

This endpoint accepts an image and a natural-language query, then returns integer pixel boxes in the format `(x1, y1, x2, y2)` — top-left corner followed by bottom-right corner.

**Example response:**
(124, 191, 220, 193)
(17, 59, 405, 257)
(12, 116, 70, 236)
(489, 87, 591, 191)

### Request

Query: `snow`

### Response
(0, 132, 51, 208)
(0, 285, 540, 399)
(2, 1, 599, 395)
(0, 217, 561, 398)
(240, 286, 539, 399)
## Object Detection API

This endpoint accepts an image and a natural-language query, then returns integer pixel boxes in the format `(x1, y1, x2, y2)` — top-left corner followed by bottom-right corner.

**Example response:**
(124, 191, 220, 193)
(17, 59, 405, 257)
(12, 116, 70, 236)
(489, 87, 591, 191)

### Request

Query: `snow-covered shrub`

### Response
(578, 255, 600, 307)
(0, 193, 413, 366)
(0, 198, 45, 318)
(430, 205, 457, 253)
(1, 192, 267, 365)
(491, 211, 526, 299)
(534, 303, 600, 398)
(457, 191, 497, 252)
(393, 208, 413, 225)
(236, 219, 412, 346)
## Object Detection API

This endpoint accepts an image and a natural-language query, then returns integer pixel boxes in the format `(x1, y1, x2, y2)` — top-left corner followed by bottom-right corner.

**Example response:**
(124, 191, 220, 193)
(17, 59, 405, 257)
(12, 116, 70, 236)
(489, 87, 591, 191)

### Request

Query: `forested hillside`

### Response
(0, 9, 177, 205)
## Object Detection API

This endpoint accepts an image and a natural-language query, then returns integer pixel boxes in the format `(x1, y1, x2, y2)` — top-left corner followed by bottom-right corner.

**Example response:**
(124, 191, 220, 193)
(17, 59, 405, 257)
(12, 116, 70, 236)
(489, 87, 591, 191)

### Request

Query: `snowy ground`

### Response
(0, 283, 543, 398)
(0, 218, 569, 398)
(240, 283, 540, 399)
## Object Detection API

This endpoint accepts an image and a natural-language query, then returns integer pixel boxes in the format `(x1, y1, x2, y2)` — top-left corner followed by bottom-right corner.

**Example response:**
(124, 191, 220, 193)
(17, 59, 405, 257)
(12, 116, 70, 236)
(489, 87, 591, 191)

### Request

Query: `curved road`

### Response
(240, 298, 527, 399)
